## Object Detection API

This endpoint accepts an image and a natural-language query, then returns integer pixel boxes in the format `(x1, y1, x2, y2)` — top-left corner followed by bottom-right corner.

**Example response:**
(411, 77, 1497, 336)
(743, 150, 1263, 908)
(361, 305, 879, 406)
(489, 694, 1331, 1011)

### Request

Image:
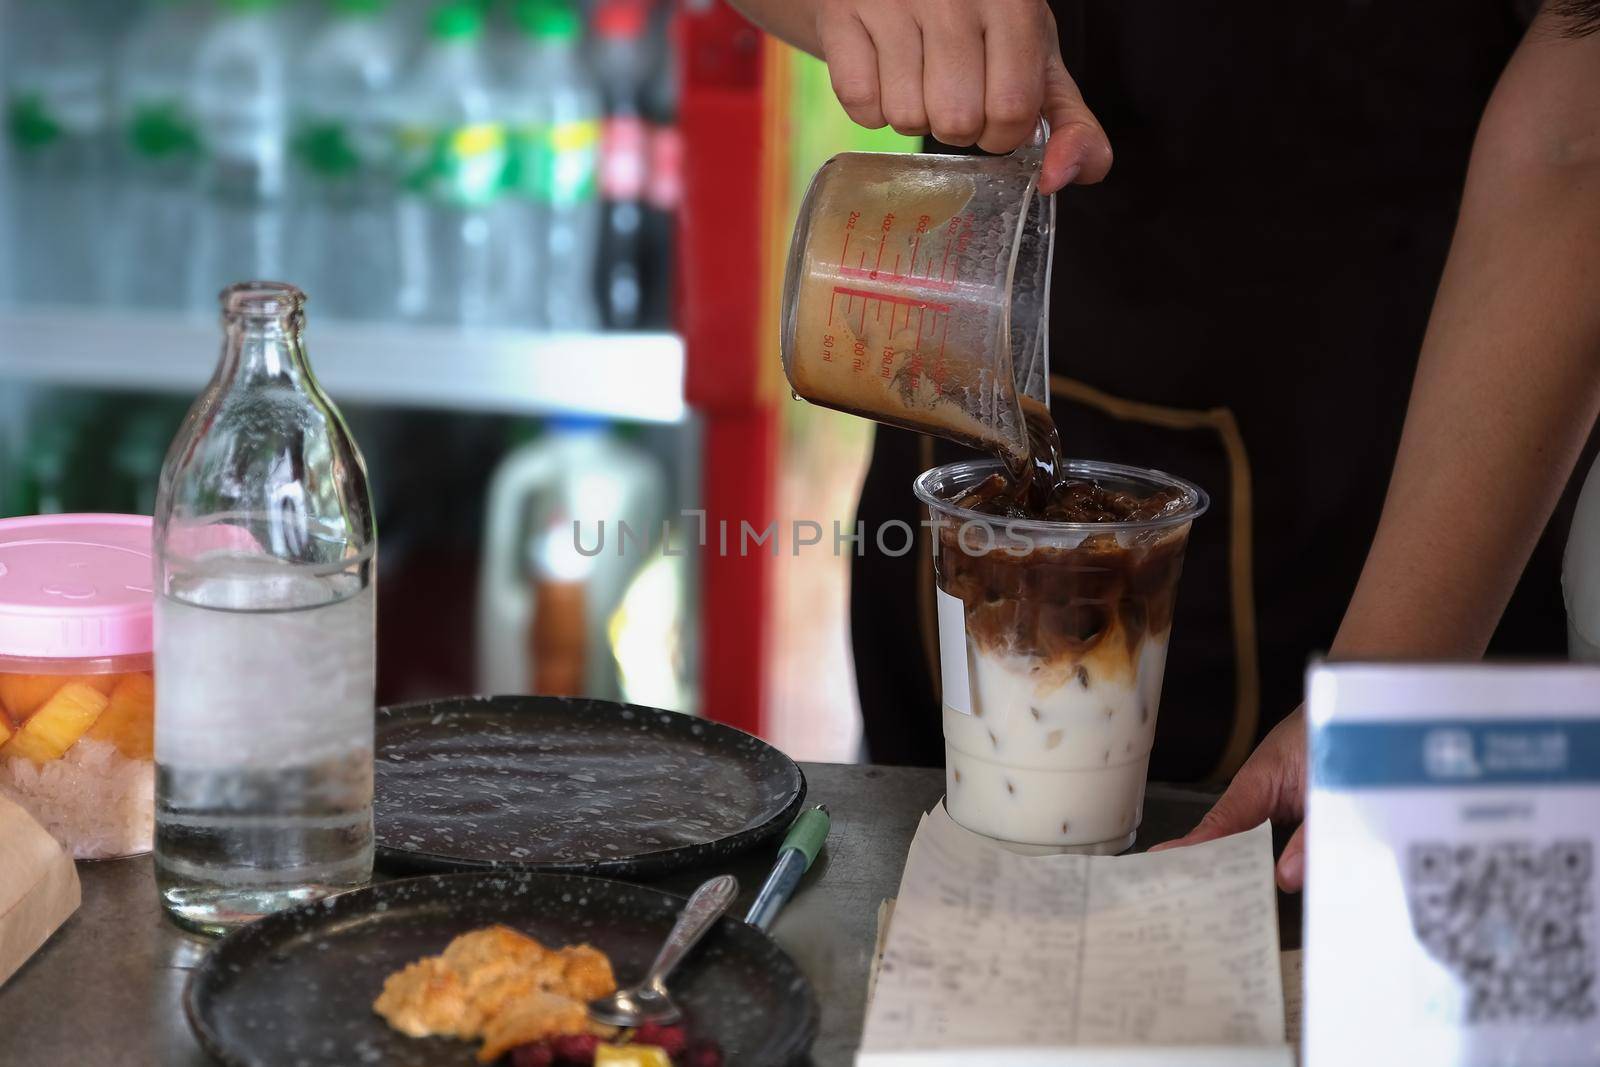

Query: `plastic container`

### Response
(0, 514, 156, 859)
(477, 418, 664, 699)
(914, 459, 1207, 853)
(781, 123, 1055, 472)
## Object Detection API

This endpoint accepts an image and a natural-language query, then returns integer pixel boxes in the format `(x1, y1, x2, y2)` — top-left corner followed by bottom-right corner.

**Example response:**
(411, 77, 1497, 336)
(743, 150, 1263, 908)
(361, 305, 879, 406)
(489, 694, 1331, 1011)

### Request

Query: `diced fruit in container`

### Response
(0, 674, 66, 719)
(1, 682, 109, 763)
(87, 672, 155, 760)
(594, 1045, 672, 1067)
(81, 673, 121, 696)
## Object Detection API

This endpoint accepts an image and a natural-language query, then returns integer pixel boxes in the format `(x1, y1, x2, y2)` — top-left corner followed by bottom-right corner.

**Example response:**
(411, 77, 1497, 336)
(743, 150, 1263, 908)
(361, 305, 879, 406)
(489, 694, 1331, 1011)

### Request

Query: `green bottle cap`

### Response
(431, 2, 484, 38)
(781, 805, 831, 871)
(514, 0, 581, 40)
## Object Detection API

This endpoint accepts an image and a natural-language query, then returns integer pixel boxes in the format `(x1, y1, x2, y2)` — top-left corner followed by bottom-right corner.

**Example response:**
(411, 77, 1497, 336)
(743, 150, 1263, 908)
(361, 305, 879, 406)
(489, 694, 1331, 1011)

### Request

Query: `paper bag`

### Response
(0, 792, 81, 986)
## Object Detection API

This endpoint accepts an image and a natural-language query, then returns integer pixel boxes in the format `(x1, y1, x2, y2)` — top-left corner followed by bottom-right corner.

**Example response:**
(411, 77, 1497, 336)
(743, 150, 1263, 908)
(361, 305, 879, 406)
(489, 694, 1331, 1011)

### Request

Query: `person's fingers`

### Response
(976, 2, 1046, 154)
(1276, 823, 1307, 893)
(920, 4, 985, 146)
(817, 11, 885, 129)
(861, 7, 928, 136)
(1038, 48, 1111, 192)
(1147, 763, 1279, 852)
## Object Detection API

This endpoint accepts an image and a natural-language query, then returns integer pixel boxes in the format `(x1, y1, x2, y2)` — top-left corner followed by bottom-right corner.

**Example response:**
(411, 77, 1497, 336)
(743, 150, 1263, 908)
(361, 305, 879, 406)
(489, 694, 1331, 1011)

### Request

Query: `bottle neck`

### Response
(219, 311, 311, 383)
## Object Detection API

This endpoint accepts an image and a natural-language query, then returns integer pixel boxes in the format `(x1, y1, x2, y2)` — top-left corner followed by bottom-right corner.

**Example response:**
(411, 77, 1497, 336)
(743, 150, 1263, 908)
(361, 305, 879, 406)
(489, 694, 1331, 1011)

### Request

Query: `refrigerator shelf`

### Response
(0, 307, 686, 424)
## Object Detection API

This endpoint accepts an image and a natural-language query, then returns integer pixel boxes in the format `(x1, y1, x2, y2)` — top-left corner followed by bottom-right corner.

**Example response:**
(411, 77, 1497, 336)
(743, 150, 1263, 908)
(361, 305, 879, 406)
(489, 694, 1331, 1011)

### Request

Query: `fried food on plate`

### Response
(373, 925, 618, 1062)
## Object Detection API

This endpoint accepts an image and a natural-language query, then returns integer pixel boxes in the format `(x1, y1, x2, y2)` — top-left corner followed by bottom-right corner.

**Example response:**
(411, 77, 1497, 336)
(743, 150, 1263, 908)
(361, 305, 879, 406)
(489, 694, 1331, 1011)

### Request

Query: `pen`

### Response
(744, 804, 830, 932)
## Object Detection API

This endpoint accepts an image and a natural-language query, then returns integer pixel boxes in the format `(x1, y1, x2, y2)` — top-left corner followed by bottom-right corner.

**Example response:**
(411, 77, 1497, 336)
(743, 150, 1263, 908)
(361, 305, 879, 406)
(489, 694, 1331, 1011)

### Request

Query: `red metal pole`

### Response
(676, 1, 778, 736)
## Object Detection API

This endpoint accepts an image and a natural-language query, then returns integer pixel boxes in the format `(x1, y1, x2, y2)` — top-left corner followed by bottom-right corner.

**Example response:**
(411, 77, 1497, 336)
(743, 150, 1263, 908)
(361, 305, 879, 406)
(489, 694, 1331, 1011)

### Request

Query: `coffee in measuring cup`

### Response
(780, 125, 1055, 473)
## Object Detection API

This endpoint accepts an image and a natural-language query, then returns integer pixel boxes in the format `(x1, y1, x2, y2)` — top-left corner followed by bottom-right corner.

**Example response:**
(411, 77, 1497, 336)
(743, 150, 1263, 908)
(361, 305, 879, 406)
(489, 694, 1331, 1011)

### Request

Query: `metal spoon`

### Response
(588, 874, 739, 1027)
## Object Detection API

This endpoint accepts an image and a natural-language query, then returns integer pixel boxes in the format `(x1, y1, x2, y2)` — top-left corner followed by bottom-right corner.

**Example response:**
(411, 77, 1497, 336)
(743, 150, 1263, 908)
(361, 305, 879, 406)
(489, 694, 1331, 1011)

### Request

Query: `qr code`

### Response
(1407, 840, 1596, 1024)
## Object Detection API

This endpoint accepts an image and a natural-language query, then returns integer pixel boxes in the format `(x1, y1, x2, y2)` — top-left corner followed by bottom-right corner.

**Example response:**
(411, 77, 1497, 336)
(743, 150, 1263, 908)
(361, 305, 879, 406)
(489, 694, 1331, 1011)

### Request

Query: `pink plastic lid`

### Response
(0, 514, 154, 660)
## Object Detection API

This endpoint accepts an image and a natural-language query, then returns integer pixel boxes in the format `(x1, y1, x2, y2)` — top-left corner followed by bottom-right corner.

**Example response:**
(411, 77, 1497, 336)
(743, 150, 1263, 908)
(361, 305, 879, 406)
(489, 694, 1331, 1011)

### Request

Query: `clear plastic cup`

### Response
(780, 123, 1055, 471)
(915, 459, 1209, 853)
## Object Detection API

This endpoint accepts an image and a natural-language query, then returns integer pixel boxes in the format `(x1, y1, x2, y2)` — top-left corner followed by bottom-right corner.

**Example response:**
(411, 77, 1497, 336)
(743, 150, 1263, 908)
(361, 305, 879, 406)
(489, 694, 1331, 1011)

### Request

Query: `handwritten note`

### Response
(858, 806, 1291, 1066)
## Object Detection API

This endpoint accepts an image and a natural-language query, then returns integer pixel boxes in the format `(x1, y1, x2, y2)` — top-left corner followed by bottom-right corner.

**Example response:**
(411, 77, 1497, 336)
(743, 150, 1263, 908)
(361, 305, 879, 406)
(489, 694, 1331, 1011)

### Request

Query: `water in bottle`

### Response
(110, 0, 210, 308)
(290, 0, 402, 320)
(592, 0, 652, 330)
(502, 0, 602, 330)
(395, 3, 509, 325)
(3, 0, 112, 305)
(189, 0, 291, 309)
(154, 282, 377, 935)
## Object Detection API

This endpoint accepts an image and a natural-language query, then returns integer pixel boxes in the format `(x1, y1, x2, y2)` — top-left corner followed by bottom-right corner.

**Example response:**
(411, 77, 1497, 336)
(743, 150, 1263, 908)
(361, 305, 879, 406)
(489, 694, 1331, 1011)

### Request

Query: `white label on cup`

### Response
(936, 587, 973, 715)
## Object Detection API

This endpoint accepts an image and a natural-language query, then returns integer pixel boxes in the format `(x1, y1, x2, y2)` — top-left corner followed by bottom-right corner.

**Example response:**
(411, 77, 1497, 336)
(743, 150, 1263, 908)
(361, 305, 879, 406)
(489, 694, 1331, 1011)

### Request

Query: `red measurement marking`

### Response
(876, 300, 882, 322)
(836, 265, 956, 292)
(827, 290, 837, 326)
(839, 232, 851, 266)
(889, 304, 900, 335)
(938, 311, 950, 360)
(857, 250, 867, 269)
(831, 286, 952, 313)
(938, 240, 953, 282)
(892, 254, 901, 276)
(859, 296, 867, 335)
(915, 306, 926, 349)
(910, 237, 921, 275)
(871, 236, 887, 277)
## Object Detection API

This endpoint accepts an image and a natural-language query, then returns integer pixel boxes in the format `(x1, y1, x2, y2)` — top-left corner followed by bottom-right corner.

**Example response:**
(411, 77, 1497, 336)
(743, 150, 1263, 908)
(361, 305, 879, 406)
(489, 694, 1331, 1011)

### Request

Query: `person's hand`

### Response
(1150, 707, 1308, 892)
(813, 0, 1112, 192)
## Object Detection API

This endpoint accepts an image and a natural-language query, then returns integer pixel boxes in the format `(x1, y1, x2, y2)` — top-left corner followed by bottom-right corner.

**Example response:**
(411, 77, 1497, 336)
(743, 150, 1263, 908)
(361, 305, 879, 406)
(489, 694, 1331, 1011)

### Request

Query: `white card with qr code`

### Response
(1305, 662, 1600, 1067)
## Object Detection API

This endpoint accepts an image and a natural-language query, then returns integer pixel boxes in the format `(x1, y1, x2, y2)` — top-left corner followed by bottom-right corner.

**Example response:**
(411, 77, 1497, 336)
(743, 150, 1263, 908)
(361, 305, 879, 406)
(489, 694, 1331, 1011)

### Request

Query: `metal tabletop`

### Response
(0, 763, 1257, 1067)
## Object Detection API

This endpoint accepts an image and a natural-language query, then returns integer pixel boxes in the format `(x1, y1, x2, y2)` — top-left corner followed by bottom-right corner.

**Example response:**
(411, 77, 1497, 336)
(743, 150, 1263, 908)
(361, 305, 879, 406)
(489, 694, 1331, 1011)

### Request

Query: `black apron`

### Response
(851, 0, 1590, 781)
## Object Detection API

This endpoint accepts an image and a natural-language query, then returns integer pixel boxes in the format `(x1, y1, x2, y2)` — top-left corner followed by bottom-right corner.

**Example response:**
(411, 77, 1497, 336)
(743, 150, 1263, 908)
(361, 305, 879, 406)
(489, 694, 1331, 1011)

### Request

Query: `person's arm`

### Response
(724, 0, 1112, 192)
(1157, 4, 1600, 889)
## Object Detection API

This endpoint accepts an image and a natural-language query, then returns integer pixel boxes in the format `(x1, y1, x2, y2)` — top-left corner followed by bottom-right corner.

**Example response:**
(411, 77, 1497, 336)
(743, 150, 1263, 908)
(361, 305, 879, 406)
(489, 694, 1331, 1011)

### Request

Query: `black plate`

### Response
(373, 696, 807, 878)
(184, 872, 818, 1067)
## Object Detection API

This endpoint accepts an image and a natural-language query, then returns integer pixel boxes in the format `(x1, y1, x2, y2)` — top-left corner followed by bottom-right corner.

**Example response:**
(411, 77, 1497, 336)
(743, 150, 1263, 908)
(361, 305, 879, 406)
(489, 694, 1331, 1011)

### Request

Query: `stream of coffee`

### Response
(962, 396, 1184, 522)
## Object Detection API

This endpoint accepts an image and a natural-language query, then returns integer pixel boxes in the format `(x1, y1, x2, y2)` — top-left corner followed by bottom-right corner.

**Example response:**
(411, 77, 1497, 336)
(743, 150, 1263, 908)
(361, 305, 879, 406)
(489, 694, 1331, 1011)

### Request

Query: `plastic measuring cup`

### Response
(780, 123, 1055, 471)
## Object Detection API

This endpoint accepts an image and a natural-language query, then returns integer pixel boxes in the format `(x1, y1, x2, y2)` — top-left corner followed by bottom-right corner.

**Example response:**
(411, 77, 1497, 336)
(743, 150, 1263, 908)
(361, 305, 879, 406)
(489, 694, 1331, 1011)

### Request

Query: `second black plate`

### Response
(374, 696, 806, 878)
(185, 871, 818, 1067)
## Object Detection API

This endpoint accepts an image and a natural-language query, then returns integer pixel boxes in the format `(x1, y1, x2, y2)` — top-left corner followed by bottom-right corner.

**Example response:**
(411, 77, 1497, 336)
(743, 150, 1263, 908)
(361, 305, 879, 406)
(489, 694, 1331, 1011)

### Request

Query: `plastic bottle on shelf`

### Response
(3, 0, 112, 305)
(641, 9, 679, 329)
(477, 418, 664, 700)
(591, 0, 653, 331)
(290, 0, 403, 321)
(189, 0, 291, 308)
(395, 2, 509, 326)
(109, 0, 210, 309)
(502, 0, 603, 330)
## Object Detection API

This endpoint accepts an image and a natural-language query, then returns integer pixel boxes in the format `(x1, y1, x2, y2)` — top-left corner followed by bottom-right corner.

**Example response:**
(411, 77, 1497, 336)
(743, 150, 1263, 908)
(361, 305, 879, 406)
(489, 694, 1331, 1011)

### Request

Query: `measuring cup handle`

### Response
(1012, 118, 1050, 165)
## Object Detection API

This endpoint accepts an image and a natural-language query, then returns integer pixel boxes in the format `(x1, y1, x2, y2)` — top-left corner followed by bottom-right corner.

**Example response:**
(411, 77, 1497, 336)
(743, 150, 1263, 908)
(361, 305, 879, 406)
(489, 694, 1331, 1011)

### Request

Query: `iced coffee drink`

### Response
(915, 459, 1207, 852)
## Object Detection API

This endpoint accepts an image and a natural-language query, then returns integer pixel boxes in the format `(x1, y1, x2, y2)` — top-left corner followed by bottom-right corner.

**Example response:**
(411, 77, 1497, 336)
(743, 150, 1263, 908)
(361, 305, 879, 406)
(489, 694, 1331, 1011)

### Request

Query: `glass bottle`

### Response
(153, 282, 377, 935)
